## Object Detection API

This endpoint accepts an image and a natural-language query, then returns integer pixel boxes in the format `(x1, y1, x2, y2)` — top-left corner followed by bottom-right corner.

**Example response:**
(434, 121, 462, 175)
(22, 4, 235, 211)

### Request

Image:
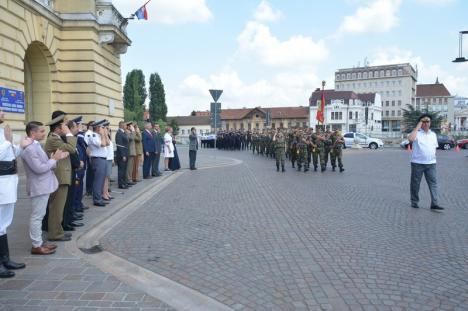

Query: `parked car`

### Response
(343, 132, 384, 149)
(400, 134, 456, 150)
(457, 138, 468, 149)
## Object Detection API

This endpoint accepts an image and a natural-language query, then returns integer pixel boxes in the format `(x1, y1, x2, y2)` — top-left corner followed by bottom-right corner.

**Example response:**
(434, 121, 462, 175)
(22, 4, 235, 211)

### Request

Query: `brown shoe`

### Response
(31, 246, 56, 255)
(42, 243, 57, 250)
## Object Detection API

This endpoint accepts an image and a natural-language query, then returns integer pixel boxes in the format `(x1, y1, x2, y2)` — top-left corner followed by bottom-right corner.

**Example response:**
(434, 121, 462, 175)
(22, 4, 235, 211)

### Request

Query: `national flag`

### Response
(316, 89, 325, 124)
(135, 5, 148, 20)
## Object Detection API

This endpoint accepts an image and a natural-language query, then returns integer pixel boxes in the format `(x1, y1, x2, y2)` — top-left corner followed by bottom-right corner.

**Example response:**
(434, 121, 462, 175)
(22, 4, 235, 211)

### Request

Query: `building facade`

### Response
(415, 81, 454, 128)
(309, 90, 382, 135)
(220, 107, 309, 131)
(335, 63, 417, 133)
(166, 116, 211, 144)
(0, 0, 130, 135)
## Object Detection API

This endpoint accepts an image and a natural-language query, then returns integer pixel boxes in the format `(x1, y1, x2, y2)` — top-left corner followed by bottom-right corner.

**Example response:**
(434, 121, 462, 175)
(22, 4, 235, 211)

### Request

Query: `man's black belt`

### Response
(91, 157, 106, 159)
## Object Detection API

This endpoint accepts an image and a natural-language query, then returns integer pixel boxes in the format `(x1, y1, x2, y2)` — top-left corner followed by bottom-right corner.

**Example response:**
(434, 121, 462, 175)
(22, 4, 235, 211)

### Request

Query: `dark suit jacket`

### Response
(153, 130, 162, 153)
(189, 133, 198, 151)
(115, 129, 129, 159)
(142, 129, 156, 153)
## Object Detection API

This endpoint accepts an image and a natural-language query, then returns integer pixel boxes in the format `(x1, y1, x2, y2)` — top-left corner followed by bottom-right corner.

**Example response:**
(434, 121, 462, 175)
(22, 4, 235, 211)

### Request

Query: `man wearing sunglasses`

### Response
(407, 114, 443, 211)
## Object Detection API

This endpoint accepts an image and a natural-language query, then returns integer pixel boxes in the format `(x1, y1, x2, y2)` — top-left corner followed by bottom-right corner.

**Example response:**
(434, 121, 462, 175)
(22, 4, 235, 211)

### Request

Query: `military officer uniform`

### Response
(86, 120, 108, 206)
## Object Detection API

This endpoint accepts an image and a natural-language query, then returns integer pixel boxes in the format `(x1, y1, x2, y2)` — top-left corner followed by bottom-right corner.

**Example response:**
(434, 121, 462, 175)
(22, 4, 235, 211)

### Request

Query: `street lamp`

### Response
(452, 31, 468, 63)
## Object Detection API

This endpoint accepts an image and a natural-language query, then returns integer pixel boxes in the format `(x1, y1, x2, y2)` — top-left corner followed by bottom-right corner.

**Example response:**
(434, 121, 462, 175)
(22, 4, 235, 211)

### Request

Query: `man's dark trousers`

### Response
(189, 150, 197, 169)
(117, 156, 127, 187)
(144, 153, 155, 178)
(151, 152, 160, 176)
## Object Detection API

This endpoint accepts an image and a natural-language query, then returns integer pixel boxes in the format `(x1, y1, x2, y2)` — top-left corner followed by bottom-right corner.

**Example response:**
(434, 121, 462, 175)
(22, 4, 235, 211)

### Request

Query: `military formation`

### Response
(216, 128, 345, 173)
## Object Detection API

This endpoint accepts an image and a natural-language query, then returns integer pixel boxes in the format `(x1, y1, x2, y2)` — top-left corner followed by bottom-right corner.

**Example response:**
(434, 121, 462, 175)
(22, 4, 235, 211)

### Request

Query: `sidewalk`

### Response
(0, 158, 178, 311)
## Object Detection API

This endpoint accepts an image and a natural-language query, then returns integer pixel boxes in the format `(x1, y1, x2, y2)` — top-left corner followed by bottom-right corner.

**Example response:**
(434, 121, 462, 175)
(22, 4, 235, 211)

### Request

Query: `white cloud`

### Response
(237, 21, 328, 68)
(414, 0, 455, 5)
(369, 47, 468, 96)
(253, 0, 283, 22)
(167, 70, 319, 115)
(337, 0, 402, 34)
(112, 0, 212, 24)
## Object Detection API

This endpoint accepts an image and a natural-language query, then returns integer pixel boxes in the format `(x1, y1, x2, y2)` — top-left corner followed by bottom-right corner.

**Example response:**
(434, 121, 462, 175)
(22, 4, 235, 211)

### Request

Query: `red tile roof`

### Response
(416, 84, 451, 97)
(166, 116, 211, 126)
(220, 108, 258, 120)
(269, 107, 309, 119)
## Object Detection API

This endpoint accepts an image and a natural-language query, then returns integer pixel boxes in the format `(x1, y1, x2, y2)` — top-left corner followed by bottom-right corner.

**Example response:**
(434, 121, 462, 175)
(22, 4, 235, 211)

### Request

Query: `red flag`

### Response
(316, 89, 325, 123)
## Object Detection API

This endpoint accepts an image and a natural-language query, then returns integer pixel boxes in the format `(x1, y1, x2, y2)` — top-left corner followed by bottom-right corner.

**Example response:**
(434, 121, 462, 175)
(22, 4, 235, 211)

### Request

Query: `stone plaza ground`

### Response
(1, 146, 467, 311)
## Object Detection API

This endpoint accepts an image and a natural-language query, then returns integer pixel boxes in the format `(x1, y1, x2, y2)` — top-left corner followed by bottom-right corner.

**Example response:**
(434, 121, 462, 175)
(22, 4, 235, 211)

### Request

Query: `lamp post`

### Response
(453, 31, 468, 63)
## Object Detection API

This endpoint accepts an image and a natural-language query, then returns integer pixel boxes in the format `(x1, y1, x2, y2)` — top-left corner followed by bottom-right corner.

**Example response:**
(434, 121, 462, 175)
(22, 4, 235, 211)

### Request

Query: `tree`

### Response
(123, 69, 147, 121)
(402, 104, 443, 133)
(168, 119, 179, 135)
(190, 110, 196, 116)
(149, 73, 167, 122)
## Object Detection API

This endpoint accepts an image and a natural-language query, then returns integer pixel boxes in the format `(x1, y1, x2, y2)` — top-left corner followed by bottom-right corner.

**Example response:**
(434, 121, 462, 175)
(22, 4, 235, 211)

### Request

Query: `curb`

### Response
(65, 156, 241, 311)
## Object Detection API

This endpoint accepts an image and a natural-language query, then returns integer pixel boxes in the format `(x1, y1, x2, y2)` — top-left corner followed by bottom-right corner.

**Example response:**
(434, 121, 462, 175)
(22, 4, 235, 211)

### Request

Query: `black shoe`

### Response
(0, 265, 15, 278)
(64, 233, 72, 238)
(411, 204, 419, 209)
(75, 208, 84, 213)
(431, 205, 444, 211)
(63, 225, 75, 231)
(151, 174, 158, 177)
(332, 167, 336, 172)
(0, 235, 26, 270)
(94, 202, 106, 207)
(127, 182, 136, 186)
(143, 176, 152, 179)
(321, 167, 326, 172)
(118, 186, 129, 189)
(282, 166, 285, 172)
(339, 168, 345, 173)
(70, 222, 84, 227)
(49, 236, 71, 242)
(73, 216, 83, 221)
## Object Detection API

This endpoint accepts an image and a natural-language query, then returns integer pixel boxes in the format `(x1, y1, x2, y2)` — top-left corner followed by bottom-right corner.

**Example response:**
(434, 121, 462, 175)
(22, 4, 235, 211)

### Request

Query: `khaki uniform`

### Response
(44, 134, 77, 240)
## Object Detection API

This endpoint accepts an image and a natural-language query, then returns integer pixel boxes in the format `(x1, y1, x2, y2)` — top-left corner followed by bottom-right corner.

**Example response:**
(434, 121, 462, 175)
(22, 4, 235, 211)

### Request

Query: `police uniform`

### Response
(86, 120, 108, 206)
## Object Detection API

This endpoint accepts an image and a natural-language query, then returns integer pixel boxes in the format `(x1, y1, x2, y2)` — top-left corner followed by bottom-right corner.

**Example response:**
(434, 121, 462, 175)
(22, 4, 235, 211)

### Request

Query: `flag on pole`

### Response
(316, 89, 325, 124)
(135, 0, 151, 20)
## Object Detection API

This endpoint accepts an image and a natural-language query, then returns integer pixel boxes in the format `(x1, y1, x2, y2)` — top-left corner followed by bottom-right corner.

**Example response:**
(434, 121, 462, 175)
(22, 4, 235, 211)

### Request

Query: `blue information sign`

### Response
(0, 86, 25, 113)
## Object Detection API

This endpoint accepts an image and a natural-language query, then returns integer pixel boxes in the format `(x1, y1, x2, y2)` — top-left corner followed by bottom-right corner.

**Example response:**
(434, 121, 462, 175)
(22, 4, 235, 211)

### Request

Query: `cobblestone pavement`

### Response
(101, 148, 468, 311)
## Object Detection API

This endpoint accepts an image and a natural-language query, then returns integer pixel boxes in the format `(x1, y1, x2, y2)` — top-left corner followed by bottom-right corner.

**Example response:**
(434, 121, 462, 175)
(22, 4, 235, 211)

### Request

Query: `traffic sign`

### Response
(209, 89, 223, 103)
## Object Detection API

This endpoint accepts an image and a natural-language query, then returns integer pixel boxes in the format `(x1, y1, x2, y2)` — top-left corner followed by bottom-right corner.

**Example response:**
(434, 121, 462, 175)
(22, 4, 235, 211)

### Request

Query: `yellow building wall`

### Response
(0, 0, 126, 136)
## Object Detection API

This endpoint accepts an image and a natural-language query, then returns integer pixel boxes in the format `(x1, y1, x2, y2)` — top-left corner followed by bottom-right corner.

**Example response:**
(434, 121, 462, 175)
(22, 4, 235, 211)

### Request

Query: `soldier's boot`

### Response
(332, 166, 336, 172)
(304, 167, 309, 172)
(292, 162, 295, 168)
(297, 165, 302, 171)
(314, 166, 318, 172)
(276, 163, 280, 172)
(321, 166, 326, 172)
(282, 164, 285, 172)
(340, 167, 345, 173)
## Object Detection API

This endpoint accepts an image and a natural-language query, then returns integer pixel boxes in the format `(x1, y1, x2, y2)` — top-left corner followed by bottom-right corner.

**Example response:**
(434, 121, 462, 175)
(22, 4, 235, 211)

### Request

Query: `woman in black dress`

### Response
(169, 134, 181, 171)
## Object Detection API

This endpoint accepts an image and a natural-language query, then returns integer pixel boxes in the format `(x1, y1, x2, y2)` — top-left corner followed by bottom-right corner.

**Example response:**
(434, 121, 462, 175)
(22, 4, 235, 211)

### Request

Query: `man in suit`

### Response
(142, 122, 155, 179)
(115, 121, 129, 189)
(21, 121, 68, 255)
(189, 127, 198, 170)
(44, 113, 77, 242)
(151, 123, 162, 177)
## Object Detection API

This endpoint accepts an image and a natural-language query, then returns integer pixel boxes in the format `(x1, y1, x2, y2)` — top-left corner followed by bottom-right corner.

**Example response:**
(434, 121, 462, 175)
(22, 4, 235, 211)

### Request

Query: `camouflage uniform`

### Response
(330, 132, 345, 172)
(296, 136, 309, 172)
(273, 132, 286, 172)
(289, 135, 298, 168)
(310, 133, 319, 171)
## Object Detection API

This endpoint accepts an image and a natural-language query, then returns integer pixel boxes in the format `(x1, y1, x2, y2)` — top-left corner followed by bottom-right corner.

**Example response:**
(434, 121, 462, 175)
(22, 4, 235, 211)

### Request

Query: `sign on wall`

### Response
(0, 86, 25, 113)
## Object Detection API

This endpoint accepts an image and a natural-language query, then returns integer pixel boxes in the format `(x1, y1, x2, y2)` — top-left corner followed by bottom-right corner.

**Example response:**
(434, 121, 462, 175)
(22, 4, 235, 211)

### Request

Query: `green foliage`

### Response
(123, 69, 147, 121)
(402, 105, 443, 133)
(168, 119, 179, 135)
(149, 73, 168, 122)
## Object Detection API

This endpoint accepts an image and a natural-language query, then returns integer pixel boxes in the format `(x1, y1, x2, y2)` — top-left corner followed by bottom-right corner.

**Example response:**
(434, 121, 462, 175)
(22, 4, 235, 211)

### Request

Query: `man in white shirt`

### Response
(407, 114, 443, 211)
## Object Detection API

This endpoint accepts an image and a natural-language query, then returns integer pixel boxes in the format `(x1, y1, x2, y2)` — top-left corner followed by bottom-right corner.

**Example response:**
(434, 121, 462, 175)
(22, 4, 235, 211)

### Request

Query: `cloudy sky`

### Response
(112, 0, 468, 116)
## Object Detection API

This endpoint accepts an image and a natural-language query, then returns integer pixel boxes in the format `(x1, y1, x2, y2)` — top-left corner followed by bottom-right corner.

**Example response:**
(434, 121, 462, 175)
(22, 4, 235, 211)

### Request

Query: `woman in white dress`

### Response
(163, 127, 174, 171)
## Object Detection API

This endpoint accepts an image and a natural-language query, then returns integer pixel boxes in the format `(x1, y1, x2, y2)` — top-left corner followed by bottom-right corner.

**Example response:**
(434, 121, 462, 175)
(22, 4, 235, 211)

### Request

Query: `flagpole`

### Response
(322, 80, 326, 131)
(126, 0, 153, 21)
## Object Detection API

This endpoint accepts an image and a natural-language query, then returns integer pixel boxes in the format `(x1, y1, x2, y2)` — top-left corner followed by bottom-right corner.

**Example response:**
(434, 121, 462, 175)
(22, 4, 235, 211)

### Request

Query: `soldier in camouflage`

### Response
(330, 130, 345, 172)
(272, 129, 286, 172)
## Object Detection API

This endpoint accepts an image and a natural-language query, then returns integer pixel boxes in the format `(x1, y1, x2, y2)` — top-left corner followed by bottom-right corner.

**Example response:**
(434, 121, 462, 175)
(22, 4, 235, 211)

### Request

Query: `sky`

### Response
(112, 0, 468, 116)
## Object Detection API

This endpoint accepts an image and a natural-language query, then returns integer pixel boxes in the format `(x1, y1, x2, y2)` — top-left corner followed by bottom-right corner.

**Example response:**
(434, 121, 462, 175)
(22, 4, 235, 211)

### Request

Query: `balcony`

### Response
(34, 0, 54, 10)
(96, 1, 131, 54)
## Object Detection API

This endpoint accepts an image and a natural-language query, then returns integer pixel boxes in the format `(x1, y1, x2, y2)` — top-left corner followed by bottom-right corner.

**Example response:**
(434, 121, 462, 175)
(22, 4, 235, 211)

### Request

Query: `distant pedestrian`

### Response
(408, 114, 443, 211)
(189, 127, 198, 170)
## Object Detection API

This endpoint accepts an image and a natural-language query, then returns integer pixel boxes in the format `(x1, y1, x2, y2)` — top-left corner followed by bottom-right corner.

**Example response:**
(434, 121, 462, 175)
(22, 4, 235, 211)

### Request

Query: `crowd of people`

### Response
(0, 110, 199, 279)
(216, 128, 345, 173)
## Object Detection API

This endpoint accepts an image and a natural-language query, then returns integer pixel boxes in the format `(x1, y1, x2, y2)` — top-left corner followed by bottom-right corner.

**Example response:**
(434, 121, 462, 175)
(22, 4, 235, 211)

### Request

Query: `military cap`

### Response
(126, 121, 133, 126)
(93, 119, 106, 127)
(46, 114, 66, 126)
(72, 116, 83, 124)
(418, 113, 432, 122)
(102, 120, 110, 127)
